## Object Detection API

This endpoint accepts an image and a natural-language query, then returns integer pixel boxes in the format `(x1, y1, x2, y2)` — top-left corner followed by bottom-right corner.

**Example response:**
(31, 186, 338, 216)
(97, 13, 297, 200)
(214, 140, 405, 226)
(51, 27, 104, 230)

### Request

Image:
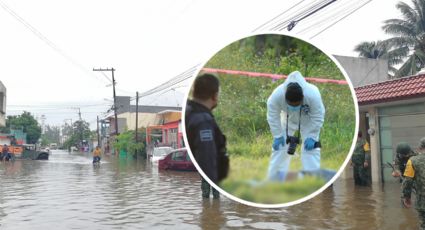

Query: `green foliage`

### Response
(63, 120, 92, 149)
(41, 125, 61, 145)
(203, 34, 355, 203)
(355, 0, 425, 77)
(4, 111, 41, 144)
(113, 129, 145, 158)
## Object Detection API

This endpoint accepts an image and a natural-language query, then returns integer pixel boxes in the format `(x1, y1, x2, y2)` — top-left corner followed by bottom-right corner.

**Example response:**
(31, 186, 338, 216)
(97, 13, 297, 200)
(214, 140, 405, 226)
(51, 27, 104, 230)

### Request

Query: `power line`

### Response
(132, 64, 199, 101)
(252, 0, 306, 32)
(0, 0, 109, 86)
(309, 0, 373, 39)
(296, 0, 356, 35)
(271, 0, 337, 31)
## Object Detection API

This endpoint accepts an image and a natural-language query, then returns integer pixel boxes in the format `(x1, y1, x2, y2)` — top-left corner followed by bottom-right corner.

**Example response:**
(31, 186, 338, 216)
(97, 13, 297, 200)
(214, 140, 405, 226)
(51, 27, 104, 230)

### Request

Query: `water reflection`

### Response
(0, 150, 420, 229)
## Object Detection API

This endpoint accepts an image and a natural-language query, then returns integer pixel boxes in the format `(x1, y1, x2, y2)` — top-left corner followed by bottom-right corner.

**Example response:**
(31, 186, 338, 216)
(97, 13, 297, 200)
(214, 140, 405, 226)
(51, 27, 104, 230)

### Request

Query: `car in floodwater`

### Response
(151, 146, 174, 163)
(158, 148, 196, 171)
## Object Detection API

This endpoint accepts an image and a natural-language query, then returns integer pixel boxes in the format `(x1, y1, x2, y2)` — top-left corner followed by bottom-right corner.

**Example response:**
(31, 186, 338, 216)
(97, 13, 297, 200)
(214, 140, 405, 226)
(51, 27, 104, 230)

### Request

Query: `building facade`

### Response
(0, 81, 6, 127)
(355, 74, 425, 183)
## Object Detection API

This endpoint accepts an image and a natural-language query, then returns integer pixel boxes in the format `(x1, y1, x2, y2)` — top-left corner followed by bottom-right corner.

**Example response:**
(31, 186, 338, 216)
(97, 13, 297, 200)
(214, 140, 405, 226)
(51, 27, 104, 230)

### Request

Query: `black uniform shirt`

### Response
(185, 100, 226, 183)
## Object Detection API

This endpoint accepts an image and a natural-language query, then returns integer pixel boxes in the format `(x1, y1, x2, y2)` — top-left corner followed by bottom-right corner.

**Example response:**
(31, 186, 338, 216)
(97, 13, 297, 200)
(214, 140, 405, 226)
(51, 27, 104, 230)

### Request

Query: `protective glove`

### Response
(272, 136, 285, 151)
(304, 137, 316, 151)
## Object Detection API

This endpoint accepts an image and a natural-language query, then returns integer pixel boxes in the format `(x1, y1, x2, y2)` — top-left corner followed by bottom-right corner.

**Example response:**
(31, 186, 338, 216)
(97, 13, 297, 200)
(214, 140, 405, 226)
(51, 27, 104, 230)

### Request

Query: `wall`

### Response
(118, 112, 157, 130)
(334, 55, 388, 87)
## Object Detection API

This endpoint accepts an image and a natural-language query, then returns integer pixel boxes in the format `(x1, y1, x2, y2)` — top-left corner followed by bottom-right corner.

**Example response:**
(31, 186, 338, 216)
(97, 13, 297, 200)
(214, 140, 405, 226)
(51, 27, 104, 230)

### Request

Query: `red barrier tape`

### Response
(201, 68, 348, 85)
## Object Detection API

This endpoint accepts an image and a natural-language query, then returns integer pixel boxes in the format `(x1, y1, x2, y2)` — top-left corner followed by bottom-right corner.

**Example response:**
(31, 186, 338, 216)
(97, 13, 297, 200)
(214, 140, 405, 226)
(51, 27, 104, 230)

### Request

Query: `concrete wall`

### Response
(334, 55, 388, 87)
(0, 81, 6, 127)
(334, 56, 388, 182)
(118, 112, 157, 130)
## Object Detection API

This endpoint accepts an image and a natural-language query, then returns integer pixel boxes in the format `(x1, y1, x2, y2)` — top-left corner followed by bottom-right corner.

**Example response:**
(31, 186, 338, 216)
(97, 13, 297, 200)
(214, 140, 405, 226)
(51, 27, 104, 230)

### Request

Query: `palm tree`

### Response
(354, 40, 406, 76)
(382, 0, 425, 77)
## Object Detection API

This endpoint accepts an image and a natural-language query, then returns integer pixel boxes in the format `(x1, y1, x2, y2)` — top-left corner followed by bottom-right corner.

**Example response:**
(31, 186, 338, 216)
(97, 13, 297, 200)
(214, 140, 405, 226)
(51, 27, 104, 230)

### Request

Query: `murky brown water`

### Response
(0, 150, 419, 229)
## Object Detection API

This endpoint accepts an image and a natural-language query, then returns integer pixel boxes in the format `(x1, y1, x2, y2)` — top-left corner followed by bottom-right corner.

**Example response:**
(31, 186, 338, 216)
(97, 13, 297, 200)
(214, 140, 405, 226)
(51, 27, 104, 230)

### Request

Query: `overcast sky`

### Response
(0, 0, 400, 128)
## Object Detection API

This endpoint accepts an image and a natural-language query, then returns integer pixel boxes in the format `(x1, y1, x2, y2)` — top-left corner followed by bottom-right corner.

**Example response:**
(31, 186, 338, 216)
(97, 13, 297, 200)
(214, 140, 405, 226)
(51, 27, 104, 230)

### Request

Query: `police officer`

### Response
(185, 73, 228, 199)
(402, 137, 425, 229)
(392, 142, 417, 182)
(351, 131, 370, 186)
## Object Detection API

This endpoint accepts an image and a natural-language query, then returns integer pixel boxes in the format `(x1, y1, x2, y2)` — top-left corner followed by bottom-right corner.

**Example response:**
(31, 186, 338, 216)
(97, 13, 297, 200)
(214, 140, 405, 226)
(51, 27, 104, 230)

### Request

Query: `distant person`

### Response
(1, 144, 8, 161)
(351, 131, 370, 186)
(266, 71, 325, 181)
(92, 146, 102, 164)
(185, 73, 229, 199)
(401, 137, 425, 229)
(392, 142, 417, 182)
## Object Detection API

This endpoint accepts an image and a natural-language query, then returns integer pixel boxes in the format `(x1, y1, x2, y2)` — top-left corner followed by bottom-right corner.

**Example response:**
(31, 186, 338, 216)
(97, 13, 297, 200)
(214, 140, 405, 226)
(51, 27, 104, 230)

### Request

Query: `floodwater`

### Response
(0, 150, 420, 229)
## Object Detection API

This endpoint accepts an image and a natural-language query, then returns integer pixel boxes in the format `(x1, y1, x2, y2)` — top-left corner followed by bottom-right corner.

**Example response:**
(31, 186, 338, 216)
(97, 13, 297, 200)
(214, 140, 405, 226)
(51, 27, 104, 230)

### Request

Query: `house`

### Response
(146, 110, 183, 149)
(101, 96, 182, 154)
(0, 81, 6, 127)
(355, 73, 425, 183)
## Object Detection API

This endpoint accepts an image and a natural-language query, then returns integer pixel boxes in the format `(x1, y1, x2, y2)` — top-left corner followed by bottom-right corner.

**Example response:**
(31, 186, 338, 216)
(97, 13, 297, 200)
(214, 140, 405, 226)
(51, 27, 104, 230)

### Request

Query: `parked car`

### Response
(151, 146, 174, 162)
(158, 148, 196, 171)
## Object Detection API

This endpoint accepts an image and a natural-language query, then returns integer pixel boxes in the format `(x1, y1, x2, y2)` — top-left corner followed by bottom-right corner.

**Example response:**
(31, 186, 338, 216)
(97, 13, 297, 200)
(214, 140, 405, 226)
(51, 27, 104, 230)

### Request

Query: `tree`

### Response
(72, 120, 91, 146)
(5, 111, 41, 144)
(42, 125, 61, 145)
(354, 40, 406, 76)
(113, 129, 144, 158)
(63, 120, 91, 150)
(382, 0, 425, 77)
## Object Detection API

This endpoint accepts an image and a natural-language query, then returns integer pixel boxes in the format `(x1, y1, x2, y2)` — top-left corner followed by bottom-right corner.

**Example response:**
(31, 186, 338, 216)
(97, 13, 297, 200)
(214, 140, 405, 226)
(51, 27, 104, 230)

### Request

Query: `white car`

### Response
(151, 146, 173, 163)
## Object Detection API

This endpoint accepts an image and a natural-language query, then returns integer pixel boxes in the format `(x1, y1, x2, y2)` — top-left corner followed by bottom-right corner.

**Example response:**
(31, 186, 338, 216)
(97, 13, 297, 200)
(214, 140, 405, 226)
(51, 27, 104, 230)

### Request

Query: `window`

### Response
(171, 151, 185, 161)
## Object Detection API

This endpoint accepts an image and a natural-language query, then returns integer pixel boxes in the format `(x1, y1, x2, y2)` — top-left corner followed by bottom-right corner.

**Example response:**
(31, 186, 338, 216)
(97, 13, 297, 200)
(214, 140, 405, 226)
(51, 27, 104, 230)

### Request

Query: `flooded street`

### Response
(0, 150, 420, 229)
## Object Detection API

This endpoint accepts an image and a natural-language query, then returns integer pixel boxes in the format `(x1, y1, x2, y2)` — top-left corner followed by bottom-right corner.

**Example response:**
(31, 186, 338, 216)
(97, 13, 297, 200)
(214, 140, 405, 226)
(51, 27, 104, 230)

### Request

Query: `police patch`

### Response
(302, 104, 310, 115)
(200, 129, 213, 142)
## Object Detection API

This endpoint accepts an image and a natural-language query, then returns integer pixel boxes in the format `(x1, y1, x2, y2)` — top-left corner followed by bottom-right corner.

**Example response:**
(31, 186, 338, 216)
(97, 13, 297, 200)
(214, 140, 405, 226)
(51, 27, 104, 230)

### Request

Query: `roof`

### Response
(157, 109, 181, 115)
(128, 105, 181, 114)
(355, 74, 425, 105)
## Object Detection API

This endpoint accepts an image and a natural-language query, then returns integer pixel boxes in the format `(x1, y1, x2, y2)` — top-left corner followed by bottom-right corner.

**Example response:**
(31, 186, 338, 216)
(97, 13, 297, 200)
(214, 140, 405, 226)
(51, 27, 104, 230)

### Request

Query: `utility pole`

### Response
(93, 68, 119, 137)
(135, 91, 139, 158)
(71, 107, 83, 148)
(97, 116, 100, 148)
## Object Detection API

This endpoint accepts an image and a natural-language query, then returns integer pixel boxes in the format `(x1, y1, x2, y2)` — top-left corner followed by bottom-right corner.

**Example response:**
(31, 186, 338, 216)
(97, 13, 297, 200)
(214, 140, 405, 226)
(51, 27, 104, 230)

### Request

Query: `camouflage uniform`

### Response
(402, 153, 425, 229)
(394, 143, 417, 182)
(352, 138, 369, 186)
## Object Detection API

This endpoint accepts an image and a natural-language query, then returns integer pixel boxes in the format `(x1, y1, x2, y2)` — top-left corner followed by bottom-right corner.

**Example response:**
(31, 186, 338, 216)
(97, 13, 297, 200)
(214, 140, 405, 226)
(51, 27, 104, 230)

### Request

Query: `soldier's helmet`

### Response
(396, 142, 412, 156)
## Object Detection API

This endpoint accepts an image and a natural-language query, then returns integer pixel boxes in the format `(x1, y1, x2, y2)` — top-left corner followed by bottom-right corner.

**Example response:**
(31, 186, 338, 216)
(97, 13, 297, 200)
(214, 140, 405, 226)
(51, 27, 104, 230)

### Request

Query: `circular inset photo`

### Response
(183, 33, 358, 207)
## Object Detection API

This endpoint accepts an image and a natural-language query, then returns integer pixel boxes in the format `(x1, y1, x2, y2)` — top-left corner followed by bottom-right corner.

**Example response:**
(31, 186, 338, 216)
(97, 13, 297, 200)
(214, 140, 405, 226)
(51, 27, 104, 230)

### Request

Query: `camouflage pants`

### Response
(353, 165, 367, 186)
(201, 177, 220, 198)
(418, 210, 425, 230)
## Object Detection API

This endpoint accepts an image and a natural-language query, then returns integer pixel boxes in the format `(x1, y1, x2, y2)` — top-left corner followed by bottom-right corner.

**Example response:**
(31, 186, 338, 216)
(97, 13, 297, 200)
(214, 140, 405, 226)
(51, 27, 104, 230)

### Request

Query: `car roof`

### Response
(169, 148, 187, 153)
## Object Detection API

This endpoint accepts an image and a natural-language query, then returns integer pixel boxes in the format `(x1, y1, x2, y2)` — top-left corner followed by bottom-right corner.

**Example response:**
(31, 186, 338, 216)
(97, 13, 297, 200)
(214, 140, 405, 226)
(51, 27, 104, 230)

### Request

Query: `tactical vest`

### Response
(352, 140, 365, 165)
(410, 154, 425, 196)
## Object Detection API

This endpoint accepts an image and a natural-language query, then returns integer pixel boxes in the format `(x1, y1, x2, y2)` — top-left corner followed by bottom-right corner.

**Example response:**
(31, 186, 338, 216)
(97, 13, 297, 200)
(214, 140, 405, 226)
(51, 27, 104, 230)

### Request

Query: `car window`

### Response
(172, 151, 185, 161)
(153, 147, 172, 157)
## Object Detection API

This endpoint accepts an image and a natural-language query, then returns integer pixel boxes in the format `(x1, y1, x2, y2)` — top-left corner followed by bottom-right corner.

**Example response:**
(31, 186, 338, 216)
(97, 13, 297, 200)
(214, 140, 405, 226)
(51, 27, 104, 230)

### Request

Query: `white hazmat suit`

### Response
(267, 71, 325, 181)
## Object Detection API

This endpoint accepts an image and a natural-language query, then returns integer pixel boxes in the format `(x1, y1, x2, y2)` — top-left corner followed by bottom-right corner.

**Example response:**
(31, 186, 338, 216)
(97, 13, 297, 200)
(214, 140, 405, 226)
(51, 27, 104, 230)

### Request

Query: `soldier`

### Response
(185, 73, 229, 199)
(392, 142, 417, 182)
(351, 131, 370, 186)
(401, 137, 425, 229)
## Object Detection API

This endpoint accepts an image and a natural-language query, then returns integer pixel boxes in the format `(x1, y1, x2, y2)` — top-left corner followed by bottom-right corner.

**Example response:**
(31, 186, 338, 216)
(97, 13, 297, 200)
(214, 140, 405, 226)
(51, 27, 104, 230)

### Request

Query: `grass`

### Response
(220, 155, 326, 204)
(202, 36, 356, 204)
(215, 83, 355, 204)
